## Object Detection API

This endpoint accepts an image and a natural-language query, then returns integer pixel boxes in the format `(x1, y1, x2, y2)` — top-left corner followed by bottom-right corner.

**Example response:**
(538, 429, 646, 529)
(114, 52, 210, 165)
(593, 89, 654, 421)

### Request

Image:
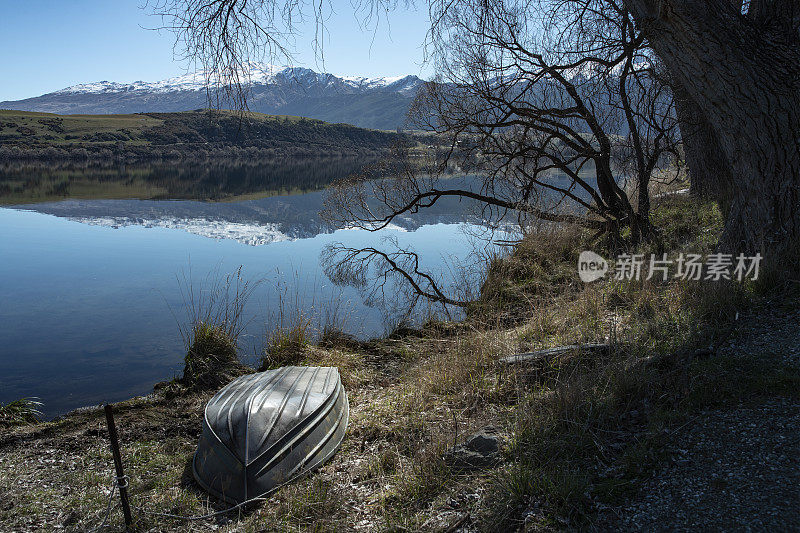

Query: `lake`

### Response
(0, 160, 498, 417)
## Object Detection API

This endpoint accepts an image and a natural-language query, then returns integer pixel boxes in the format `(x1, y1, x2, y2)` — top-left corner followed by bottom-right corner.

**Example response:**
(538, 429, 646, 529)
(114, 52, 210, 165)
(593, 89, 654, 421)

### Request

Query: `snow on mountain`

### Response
(54, 64, 420, 96)
(3, 64, 424, 129)
(339, 74, 405, 89)
(67, 216, 291, 246)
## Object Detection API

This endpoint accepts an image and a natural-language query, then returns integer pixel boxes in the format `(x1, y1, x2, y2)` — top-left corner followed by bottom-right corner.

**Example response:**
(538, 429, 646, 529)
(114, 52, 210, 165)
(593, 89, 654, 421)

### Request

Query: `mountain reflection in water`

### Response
(0, 160, 501, 418)
(4, 159, 492, 245)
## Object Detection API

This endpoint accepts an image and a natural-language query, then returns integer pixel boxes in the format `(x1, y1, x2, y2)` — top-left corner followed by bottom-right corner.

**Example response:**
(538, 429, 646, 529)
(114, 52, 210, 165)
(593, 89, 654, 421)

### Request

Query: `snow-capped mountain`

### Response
(54, 64, 418, 95)
(0, 64, 424, 130)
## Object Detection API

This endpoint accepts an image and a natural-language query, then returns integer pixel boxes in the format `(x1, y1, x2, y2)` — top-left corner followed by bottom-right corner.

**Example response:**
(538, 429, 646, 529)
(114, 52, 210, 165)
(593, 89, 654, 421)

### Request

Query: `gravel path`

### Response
(597, 306, 800, 532)
(716, 307, 800, 368)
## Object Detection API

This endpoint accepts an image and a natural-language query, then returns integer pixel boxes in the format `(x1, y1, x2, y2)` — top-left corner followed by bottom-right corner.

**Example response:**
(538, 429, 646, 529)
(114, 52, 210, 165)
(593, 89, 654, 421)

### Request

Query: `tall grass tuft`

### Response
(175, 266, 258, 390)
(259, 310, 312, 370)
(259, 272, 356, 369)
(0, 397, 43, 427)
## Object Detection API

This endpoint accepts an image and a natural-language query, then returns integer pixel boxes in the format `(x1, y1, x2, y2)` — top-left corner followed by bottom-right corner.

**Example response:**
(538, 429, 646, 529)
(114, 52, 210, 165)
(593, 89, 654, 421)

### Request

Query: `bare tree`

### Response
(319, 0, 680, 307)
(420, 0, 680, 242)
(324, 0, 679, 240)
(425, 0, 800, 258)
(155, 0, 679, 308)
(159, 0, 800, 264)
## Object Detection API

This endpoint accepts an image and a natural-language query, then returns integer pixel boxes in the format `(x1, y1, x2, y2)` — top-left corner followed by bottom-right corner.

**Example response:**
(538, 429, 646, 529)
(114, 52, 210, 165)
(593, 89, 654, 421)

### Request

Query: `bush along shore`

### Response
(1, 193, 799, 531)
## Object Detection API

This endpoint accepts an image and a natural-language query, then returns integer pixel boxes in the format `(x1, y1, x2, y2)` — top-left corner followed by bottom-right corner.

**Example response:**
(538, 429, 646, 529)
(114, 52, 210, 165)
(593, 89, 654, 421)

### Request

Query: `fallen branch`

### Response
(499, 343, 610, 365)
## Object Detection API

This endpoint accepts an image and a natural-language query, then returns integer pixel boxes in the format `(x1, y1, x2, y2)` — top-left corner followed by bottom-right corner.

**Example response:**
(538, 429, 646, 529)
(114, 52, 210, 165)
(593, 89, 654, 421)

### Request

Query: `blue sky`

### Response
(0, 0, 432, 101)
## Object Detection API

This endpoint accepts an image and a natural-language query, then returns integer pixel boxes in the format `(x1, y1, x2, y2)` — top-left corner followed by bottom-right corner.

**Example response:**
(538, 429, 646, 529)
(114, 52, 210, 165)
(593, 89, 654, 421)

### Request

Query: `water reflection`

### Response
(0, 157, 377, 204)
(6, 165, 490, 245)
(0, 160, 496, 417)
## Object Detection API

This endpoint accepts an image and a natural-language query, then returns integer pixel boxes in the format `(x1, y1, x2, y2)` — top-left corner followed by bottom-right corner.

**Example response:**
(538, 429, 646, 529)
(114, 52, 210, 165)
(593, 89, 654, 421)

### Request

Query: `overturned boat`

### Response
(193, 366, 349, 504)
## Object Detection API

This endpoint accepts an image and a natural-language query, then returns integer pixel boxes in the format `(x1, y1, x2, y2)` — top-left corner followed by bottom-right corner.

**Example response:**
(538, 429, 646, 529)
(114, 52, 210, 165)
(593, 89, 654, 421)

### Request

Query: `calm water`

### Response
(0, 161, 494, 417)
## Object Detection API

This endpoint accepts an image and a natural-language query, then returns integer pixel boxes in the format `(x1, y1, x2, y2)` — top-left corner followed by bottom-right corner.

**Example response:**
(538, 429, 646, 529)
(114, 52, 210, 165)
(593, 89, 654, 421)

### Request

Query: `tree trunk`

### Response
(626, 0, 800, 259)
(672, 84, 733, 209)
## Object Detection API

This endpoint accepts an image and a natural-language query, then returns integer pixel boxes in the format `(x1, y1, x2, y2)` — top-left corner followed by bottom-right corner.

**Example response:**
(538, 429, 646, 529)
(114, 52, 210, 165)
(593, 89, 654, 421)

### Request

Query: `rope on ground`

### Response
(134, 496, 271, 522)
(84, 475, 128, 533)
(134, 475, 302, 522)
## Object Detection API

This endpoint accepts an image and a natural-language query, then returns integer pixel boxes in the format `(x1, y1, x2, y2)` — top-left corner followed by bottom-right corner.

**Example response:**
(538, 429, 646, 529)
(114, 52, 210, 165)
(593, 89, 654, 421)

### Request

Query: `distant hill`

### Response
(0, 65, 424, 130)
(0, 109, 400, 164)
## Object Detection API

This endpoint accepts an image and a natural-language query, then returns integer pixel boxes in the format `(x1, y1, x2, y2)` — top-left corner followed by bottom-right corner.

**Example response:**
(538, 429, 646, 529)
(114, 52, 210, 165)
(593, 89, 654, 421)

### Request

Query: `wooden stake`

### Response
(104, 404, 133, 527)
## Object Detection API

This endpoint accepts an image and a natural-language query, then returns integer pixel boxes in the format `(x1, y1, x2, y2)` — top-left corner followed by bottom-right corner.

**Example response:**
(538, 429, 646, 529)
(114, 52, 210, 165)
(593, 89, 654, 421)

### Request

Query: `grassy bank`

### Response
(1, 193, 797, 531)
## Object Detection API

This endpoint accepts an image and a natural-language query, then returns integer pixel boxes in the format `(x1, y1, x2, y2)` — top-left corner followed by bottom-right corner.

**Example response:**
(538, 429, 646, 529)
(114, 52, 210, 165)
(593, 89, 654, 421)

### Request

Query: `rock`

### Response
(445, 426, 501, 471)
(421, 511, 468, 532)
(61, 510, 78, 527)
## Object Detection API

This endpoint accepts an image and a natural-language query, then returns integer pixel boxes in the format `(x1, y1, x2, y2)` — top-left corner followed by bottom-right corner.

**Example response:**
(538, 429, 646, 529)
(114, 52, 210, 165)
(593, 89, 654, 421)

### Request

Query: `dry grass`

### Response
(182, 322, 250, 391)
(174, 267, 257, 390)
(469, 195, 800, 529)
(476, 225, 586, 323)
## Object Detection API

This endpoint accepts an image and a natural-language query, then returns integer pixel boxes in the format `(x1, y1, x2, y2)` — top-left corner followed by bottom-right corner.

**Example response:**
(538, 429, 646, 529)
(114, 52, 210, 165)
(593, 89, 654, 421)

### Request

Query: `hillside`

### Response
(0, 66, 423, 130)
(0, 109, 399, 164)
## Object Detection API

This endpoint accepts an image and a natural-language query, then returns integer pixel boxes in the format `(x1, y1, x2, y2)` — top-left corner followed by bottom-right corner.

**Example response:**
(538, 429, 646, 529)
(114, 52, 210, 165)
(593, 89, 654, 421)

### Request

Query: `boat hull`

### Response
(192, 366, 349, 504)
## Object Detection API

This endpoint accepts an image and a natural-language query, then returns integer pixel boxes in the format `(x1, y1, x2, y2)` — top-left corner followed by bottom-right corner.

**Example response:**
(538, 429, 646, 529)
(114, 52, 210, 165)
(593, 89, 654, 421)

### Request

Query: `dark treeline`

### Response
(0, 110, 400, 165)
(0, 142, 384, 165)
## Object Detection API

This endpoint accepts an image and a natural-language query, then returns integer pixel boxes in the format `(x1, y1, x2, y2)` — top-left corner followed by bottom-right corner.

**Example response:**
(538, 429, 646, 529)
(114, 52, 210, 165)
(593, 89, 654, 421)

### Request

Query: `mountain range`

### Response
(0, 65, 424, 130)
